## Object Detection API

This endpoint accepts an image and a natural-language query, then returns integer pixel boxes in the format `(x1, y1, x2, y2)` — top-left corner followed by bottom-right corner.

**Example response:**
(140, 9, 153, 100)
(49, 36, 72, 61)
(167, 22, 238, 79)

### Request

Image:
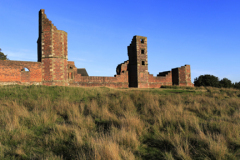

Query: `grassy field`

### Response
(0, 85, 240, 160)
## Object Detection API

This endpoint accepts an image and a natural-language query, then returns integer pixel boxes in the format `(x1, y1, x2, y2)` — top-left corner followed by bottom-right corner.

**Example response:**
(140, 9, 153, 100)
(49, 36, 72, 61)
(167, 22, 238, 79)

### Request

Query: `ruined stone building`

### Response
(0, 9, 194, 88)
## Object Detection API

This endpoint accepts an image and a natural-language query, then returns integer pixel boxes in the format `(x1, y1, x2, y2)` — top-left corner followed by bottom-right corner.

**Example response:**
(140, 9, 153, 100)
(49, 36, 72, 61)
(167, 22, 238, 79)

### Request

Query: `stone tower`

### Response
(37, 9, 68, 86)
(128, 36, 149, 88)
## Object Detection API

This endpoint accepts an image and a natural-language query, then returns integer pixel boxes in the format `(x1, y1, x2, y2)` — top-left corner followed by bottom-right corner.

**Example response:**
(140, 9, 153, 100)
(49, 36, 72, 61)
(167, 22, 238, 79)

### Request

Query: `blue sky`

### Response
(1, 0, 240, 83)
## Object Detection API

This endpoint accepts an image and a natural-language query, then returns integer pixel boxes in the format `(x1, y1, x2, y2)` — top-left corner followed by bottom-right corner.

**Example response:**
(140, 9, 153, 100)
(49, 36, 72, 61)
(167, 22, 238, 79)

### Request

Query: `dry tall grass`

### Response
(0, 85, 239, 159)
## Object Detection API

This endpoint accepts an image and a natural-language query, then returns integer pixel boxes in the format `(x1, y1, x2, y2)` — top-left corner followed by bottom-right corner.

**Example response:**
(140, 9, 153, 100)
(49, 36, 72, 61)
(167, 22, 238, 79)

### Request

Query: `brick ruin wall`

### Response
(0, 60, 42, 85)
(71, 74, 128, 88)
(135, 36, 149, 88)
(127, 36, 150, 88)
(0, 9, 194, 88)
(67, 61, 129, 88)
(148, 71, 172, 88)
(127, 37, 138, 88)
(38, 9, 68, 86)
(178, 65, 194, 87)
(148, 65, 194, 88)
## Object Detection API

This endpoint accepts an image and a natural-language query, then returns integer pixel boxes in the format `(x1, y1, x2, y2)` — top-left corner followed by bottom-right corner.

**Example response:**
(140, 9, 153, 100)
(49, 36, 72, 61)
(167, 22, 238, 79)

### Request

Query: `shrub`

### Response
(194, 74, 220, 87)
(219, 78, 234, 88)
(234, 82, 240, 89)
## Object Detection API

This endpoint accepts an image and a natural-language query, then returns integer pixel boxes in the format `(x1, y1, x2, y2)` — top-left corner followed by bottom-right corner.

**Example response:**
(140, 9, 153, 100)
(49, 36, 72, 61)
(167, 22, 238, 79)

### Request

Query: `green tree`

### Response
(0, 48, 9, 60)
(234, 82, 240, 89)
(219, 78, 234, 88)
(194, 74, 220, 87)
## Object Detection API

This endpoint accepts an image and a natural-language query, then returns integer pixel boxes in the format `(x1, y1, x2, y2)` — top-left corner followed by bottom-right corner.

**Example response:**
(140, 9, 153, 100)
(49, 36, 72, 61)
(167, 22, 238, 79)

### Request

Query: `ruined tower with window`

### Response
(37, 9, 68, 86)
(0, 9, 194, 88)
(128, 36, 149, 88)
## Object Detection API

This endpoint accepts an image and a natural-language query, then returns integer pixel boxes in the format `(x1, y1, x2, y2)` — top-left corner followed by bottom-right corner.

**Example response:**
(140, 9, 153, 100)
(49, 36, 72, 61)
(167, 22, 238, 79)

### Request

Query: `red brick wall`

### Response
(178, 66, 186, 86)
(42, 58, 51, 81)
(128, 37, 138, 87)
(39, 9, 68, 86)
(0, 60, 42, 85)
(172, 68, 179, 85)
(67, 61, 77, 83)
(148, 72, 172, 88)
(179, 65, 194, 87)
(172, 65, 194, 87)
(116, 60, 129, 75)
(70, 72, 128, 88)
(0, 10, 195, 88)
(21, 71, 30, 82)
(128, 36, 149, 88)
(136, 36, 149, 88)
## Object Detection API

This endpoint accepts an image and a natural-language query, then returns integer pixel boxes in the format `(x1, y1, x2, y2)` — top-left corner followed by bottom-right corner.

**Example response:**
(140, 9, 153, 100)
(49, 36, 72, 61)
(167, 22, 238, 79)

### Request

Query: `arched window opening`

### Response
(21, 67, 30, 72)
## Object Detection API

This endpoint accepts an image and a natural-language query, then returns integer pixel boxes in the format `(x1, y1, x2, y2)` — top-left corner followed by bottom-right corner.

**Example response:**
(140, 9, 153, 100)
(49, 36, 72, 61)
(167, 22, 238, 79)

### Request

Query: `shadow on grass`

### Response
(138, 135, 177, 160)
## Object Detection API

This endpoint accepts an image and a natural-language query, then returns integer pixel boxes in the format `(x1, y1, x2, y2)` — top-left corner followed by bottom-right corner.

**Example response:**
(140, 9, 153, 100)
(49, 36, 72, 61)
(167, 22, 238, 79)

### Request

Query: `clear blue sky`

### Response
(1, 0, 239, 83)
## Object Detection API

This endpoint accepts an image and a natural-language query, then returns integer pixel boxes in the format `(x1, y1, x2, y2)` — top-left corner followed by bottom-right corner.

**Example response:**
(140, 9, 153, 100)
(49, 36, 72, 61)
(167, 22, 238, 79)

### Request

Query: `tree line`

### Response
(194, 74, 240, 89)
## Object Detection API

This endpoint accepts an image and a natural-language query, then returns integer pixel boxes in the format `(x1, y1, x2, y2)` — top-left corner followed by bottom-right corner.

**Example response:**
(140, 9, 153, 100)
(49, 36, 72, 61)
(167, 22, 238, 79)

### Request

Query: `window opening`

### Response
(21, 68, 29, 72)
(141, 39, 144, 43)
(142, 61, 145, 65)
(141, 50, 144, 54)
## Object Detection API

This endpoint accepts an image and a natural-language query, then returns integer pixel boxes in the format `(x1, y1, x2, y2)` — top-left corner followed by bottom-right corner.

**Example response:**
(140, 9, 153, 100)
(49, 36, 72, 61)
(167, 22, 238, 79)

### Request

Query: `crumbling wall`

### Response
(116, 60, 129, 75)
(70, 75, 128, 88)
(172, 65, 194, 87)
(70, 69, 128, 88)
(68, 59, 128, 88)
(172, 68, 179, 85)
(0, 60, 42, 85)
(128, 36, 149, 88)
(0, 9, 194, 88)
(127, 37, 138, 87)
(67, 61, 77, 83)
(38, 9, 68, 86)
(184, 65, 193, 86)
(148, 71, 172, 88)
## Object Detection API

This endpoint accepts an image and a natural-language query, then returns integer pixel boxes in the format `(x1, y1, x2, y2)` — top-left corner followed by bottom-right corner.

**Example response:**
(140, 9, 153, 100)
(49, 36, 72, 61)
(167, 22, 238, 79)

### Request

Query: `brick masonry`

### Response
(0, 60, 42, 85)
(38, 9, 68, 86)
(0, 9, 194, 88)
